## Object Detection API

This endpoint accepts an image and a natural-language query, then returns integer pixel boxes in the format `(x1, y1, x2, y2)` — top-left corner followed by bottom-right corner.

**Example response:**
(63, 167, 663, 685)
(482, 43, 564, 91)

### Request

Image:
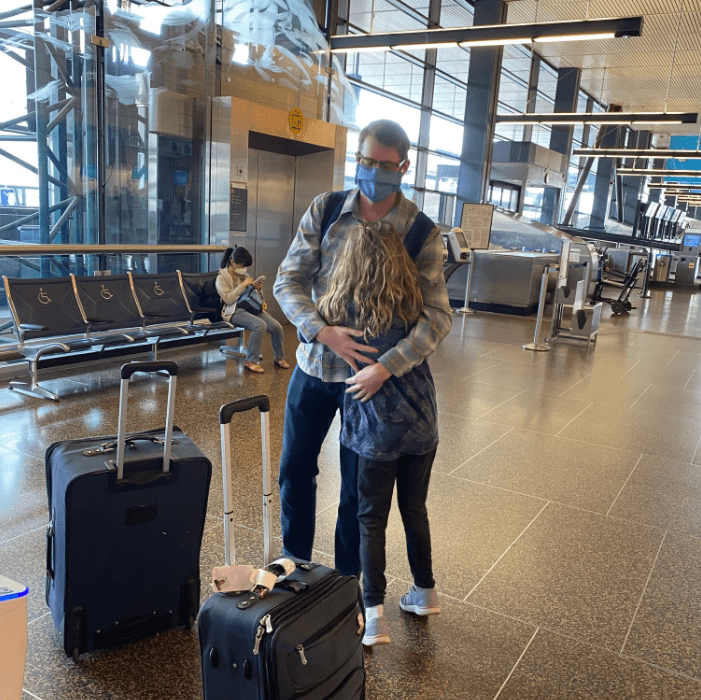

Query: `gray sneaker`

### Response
(362, 615, 390, 646)
(399, 585, 441, 616)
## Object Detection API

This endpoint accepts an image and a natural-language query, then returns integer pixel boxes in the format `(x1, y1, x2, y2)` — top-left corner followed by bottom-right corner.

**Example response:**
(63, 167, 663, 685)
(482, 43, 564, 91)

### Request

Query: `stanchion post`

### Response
(523, 264, 552, 352)
(457, 248, 476, 315)
(639, 247, 652, 298)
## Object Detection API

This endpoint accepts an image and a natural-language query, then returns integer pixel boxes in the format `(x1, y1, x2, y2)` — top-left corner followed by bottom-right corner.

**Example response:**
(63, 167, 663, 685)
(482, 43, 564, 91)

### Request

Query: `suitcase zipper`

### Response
(253, 613, 274, 655)
(251, 575, 340, 655)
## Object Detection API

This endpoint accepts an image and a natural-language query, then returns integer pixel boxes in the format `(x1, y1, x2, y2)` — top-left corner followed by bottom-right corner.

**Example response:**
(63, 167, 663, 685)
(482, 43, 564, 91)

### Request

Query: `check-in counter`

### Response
(468, 250, 559, 315)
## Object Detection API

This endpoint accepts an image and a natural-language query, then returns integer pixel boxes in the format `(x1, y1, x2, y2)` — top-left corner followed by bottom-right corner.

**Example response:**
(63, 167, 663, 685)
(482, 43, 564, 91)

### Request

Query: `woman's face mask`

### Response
(354, 163, 403, 204)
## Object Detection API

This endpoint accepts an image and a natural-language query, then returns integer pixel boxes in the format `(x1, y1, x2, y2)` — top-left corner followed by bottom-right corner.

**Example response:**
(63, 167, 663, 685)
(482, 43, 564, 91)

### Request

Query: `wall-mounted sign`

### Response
(288, 108, 304, 134)
(459, 203, 494, 250)
(230, 186, 247, 232)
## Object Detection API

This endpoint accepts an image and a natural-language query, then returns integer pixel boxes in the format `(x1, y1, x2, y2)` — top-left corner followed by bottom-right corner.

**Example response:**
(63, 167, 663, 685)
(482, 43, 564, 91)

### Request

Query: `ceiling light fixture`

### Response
(496, 113, 699, 126)
(573, 148, 701, 158)
(329, 16, 642, 53)
(618, 168, 701, 176)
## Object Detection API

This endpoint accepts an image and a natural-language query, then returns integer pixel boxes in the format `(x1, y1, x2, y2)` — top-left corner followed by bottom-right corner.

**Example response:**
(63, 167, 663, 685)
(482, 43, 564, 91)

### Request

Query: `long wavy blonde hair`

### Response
(317, 221, 423, 337)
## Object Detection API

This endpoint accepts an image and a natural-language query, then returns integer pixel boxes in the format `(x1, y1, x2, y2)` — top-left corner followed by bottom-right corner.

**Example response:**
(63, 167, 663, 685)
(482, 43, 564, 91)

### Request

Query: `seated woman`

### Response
(216, 246, 290, 374)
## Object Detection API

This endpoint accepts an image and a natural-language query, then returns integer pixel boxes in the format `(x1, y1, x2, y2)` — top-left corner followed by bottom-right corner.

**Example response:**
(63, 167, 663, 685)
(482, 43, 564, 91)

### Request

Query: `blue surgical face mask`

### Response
(354, 163, 403, 203)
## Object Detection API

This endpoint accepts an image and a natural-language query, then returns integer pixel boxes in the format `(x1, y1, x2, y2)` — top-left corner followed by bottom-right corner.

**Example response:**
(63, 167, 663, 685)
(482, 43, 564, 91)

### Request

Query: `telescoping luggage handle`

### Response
(115, 361, 178, 481)
(219, 395, 273, 568)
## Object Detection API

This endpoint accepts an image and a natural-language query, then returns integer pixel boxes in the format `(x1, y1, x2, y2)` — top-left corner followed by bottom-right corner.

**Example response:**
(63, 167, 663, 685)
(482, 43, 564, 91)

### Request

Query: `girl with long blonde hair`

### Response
(317, 220, 441, 648)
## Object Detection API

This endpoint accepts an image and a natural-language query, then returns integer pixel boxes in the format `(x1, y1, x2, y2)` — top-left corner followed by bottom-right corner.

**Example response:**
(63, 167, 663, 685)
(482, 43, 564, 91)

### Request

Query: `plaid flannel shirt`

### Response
(273, 188, 453, 383)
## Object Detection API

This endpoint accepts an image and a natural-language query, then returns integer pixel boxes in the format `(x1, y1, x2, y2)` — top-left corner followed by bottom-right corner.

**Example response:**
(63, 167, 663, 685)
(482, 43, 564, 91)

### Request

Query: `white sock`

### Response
(414, 585, 431, 592)
(365, 604, 383, 620)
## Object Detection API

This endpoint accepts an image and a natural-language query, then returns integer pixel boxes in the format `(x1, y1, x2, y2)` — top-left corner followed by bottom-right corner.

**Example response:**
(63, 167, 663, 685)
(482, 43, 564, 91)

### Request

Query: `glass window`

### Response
(351, 88, 421, 144)
(495, 124, 526, 142)
(428, 115, 463, 158)
(498, 72, 528, 114)
(439, 1, 474, 28)
(351, 50, 425, 104)
(349, 0, 428, 33)
(432, 75, 467, 120)
(435, 46, 470, 86)
(426, 152, 459, 193)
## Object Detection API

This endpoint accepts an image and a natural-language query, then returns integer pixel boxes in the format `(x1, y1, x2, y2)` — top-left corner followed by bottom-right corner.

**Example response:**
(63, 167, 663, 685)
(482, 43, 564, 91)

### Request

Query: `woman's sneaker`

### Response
(399, 585, 440, 616)
(362, 615, 390, 646)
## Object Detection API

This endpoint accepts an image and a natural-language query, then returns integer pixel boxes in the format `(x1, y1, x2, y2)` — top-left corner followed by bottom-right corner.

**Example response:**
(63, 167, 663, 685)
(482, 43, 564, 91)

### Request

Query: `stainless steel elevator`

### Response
(206, 97, 347, 323)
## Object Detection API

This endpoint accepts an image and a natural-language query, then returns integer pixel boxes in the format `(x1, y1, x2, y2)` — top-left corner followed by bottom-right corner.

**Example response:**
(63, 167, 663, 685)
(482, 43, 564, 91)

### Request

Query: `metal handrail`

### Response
(0, 244, 227, 255)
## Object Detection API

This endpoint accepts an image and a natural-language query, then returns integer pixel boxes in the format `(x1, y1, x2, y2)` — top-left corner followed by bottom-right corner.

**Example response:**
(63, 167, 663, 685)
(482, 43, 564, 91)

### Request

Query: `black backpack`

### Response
(320, 189, 435, 259)
(198, 276, 222, 313)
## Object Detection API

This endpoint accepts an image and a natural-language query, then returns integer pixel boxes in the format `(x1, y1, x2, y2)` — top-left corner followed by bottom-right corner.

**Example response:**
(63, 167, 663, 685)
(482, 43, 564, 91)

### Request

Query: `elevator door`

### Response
(243, 147, 335, 323)
(246, 149, 296, 323)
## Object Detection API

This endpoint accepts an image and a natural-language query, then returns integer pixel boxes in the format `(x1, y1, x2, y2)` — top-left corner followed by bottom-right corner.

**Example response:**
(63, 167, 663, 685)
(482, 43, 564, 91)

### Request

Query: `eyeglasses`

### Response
(356, 152, 406, 172)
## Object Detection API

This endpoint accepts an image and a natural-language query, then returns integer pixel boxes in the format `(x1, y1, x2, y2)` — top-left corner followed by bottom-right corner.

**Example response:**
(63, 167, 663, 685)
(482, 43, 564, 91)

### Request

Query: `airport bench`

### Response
(2, 270, 244, 400)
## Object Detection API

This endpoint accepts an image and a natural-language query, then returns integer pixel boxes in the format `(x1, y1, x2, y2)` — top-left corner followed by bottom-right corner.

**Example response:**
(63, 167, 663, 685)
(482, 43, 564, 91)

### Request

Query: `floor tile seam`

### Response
(492, 626, 540, 700)
(507, 426, 646, 457)
(447, 426, 516, 475)
(683, 367, 698, 391)
(431, 359, 505, 379)
(22, 689, 43, 700)
(606, 454, 645, 517)
(463, 501, 551, 601)
(27, 610, 51, 627)
(0, 523, 45, 546)
(468, 603, 701, 687)
(619, 359, 641, 380)
(547, 425, 701, 462)
(554, 400, 595, 437)
(476, 389, 527, 421)
(666, 350, 681, 367)
(691, 430, 701, 466)
(447, 473, 674, 536)
(628, 383, 652, 411)
(556, 373, 589, 398)
(630, 328, 701, 343)
(444, 472, 550, 506)
(620, 530, 667, 655)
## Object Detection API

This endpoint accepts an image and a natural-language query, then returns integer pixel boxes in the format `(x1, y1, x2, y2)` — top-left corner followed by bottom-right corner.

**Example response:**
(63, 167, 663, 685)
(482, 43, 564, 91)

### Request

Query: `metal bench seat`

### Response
(73, 274, 189, 345)
(2, 271, 246, 401)
(3, 276, 124, 400)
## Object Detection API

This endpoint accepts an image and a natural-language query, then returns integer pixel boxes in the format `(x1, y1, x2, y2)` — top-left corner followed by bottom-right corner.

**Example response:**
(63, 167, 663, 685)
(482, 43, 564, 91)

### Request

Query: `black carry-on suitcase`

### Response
(198, 395, 366, 700)
(45, 361, 212, 661)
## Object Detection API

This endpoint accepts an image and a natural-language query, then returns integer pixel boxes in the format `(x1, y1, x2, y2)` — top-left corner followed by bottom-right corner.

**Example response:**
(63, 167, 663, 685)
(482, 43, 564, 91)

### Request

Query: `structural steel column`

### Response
(542, 67, 580, 225)
(620, 130, 651, 226)
(454, 0, 506, 224)
(589, 125, 621, 229)
(414, 0, 442, 213)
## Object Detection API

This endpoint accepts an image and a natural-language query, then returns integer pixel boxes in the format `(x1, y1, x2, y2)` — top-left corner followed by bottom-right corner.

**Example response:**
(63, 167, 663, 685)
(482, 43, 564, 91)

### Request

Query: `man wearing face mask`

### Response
(273, 119, 452, 577)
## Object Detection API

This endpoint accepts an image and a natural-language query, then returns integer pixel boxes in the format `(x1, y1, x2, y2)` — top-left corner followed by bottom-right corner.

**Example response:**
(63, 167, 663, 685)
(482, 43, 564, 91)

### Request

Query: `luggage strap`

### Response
(212, 557, 296, 597)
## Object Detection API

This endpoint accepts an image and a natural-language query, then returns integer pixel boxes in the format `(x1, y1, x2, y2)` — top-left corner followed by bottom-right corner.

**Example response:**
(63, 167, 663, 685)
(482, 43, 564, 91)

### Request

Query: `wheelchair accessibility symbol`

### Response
(100, 285, 113, 300)
(154, 282, 164, 296)
(38, 288, 51, 305)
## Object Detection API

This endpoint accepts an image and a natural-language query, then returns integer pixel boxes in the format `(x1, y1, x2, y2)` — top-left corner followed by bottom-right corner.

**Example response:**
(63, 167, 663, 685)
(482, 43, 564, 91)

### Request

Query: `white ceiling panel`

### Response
(345, 0, 701, 135)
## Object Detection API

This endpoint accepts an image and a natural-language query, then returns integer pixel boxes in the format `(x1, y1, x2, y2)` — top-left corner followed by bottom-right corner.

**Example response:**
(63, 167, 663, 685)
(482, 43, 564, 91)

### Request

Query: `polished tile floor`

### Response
(3, 282, 701, 699)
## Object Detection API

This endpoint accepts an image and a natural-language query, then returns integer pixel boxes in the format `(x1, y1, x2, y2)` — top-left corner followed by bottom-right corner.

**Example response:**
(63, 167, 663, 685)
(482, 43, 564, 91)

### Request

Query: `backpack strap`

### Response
(320, 190, 351, 241)
(403, 211, 435, 260)
(320, 189, 435, 260)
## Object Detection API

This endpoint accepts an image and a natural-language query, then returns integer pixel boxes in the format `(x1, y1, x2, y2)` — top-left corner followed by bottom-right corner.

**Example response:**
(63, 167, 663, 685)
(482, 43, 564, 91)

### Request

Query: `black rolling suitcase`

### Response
(45, 361, 212, 661)
(198, 395, 365, 700)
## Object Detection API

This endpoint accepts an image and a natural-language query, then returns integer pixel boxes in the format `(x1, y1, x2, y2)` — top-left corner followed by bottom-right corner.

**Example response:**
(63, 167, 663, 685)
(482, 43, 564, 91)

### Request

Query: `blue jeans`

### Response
(230, 309, 285, 364)
(357, 448, 437, 608)
(279, 366, 360, 577)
